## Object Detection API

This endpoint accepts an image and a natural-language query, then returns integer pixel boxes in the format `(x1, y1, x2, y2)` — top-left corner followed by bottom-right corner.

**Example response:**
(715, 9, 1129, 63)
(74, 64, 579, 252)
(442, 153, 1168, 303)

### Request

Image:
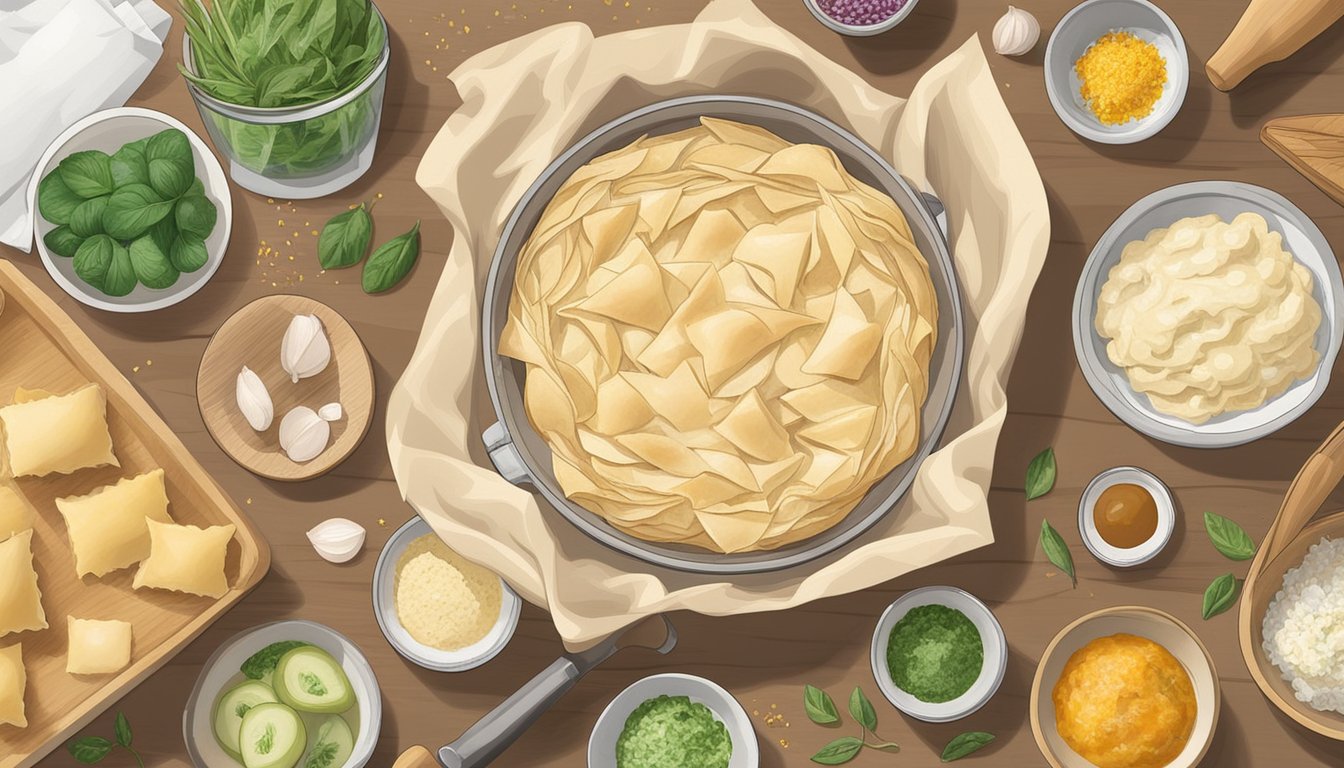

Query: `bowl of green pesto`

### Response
(870, 586, 1007, 722)
(588, 673, 758, 768)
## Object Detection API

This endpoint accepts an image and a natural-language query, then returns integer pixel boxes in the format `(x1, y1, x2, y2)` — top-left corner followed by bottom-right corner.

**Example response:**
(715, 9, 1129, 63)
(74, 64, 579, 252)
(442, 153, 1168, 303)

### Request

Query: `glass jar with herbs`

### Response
(179, 0, 390, 198)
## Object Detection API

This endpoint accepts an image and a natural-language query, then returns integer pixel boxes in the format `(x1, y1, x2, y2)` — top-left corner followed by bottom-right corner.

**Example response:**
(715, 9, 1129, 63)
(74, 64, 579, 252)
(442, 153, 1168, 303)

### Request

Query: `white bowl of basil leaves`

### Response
(27, 106, 231, 313)
(588, 673, 758, 768)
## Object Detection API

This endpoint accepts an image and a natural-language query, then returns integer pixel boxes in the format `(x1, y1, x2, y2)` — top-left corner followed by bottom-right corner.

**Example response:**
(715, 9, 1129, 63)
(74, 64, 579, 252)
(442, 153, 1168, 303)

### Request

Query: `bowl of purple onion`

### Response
(804, 0, 919, 36)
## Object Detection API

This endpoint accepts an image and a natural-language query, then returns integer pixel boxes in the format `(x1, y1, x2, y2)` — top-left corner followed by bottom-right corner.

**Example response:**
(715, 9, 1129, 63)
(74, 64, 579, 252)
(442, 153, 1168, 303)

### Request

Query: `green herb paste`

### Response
(886, 604, 983, 703)
(616, 695, 732, 768)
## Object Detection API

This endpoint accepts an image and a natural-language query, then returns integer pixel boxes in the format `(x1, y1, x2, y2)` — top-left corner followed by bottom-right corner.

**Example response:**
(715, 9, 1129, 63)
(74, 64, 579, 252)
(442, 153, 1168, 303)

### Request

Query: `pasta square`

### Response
(56, 469, 173, 578)
(0, 530, 46, 638)
(0, 484, 34, 538)
(133, 520, 235, 599)
(0, 384, 118, 478)
(0, 643, 25, 728)
(66, 618, 133, 675)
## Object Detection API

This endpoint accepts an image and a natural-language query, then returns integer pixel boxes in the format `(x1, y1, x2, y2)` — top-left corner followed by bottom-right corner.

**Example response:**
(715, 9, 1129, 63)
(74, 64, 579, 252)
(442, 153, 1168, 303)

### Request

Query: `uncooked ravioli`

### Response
(500, 117, 938, 554)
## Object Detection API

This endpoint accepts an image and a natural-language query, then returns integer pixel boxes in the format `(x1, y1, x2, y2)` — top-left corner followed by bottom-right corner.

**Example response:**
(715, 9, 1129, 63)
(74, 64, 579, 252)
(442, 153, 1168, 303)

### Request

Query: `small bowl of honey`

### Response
(1077, 466, 1175, 567)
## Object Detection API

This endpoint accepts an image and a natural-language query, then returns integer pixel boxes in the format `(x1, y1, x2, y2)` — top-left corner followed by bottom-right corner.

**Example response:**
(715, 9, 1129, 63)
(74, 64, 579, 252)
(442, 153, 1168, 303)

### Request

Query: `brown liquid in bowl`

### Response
(1094, 483, 1158, 549)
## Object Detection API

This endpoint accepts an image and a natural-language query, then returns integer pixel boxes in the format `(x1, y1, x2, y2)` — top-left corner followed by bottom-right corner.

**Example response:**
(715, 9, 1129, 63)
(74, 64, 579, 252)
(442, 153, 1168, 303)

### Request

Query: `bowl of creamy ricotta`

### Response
(1073, 181, 1344, 449)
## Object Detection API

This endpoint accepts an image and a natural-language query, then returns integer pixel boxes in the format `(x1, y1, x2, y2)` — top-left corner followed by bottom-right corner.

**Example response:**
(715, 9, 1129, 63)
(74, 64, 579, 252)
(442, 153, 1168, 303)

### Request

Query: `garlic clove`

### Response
(279, 405, 332, 463)
(993, 5, 1040, 57)
(236, 366, 274, 431)
(280, 314, 332, 384)
(317, 402, 343, 422)
(307, 518, 366, 563)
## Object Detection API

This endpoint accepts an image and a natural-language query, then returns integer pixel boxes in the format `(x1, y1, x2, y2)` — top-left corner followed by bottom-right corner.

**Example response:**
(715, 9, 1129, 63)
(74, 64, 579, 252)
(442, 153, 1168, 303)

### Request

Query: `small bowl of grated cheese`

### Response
(373, 516, 522, 672)
(1044, 0, 1189, 144)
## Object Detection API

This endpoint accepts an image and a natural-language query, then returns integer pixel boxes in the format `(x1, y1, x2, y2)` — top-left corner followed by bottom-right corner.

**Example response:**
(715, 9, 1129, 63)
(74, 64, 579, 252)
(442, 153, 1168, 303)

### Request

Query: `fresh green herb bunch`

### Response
(178, 0, 386, 109)
(38, 129, 217, 297)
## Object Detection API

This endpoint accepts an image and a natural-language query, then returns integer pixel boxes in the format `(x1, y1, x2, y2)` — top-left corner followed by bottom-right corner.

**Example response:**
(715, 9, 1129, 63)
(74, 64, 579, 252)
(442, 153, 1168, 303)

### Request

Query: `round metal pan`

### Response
(480, 95, 964, 575)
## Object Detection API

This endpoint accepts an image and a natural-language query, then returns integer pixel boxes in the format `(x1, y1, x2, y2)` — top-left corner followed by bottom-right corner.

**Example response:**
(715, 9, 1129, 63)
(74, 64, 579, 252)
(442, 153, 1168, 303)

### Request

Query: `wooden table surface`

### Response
(8, 0, 1344, 765)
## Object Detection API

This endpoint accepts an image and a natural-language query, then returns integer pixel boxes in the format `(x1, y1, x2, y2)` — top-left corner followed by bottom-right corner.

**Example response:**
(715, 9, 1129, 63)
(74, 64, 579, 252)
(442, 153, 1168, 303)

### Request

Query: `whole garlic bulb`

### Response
(307, 518, 366, 563)
(236, 366, 274, 431)
(281, 314, 331, 384)
(279, 403, 343, 463)
(993, 6, 1040, 57)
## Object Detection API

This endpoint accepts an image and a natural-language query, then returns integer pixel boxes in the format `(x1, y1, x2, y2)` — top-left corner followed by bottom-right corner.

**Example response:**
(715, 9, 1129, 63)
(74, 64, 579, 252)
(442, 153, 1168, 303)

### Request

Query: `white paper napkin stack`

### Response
(0, 0, 172, 251)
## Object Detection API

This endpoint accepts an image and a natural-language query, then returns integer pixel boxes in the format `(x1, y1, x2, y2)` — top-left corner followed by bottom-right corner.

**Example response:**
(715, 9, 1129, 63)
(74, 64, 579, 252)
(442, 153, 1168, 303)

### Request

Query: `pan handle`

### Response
(483, 421, 531, 486)
(1260, 419, 1344, 566)
(437, 656, 583, 768)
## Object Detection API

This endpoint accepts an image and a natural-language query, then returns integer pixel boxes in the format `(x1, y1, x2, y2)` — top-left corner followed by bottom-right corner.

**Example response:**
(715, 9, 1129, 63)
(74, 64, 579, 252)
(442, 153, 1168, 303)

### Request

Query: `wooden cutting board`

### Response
(1262, 114, 1344, 206)
(0, 260, 271, 767)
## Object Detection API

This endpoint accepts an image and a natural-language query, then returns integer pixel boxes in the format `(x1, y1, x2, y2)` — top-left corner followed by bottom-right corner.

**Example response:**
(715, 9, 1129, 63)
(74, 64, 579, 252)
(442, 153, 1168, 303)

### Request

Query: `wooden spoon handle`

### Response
(1207, 0, 1344, 91)
(1262, 420, 1344, 564)
(394, 746, 441, 768)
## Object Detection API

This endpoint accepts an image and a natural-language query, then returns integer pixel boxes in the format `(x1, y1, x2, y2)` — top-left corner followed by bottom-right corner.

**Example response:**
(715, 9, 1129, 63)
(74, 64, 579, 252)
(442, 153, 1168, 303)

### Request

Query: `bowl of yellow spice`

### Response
(1045, 0, 1188, 144)
(373, 515, 522, 672)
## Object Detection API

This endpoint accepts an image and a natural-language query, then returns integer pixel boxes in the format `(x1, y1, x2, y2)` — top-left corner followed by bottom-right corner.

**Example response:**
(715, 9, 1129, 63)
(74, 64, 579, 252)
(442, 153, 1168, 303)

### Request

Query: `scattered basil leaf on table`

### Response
(1202, 573, 1239, 619)
(129, 236, 180, 290)
(1025, 447, 1056, 500)
(110, 143, 150, 187)
(37, 172, 83, 224)
(1040, 519, 1076, 586)
(67, 736, 112, 764)
(114, 711, 132, 748)
(241, 640, 309, 680)
(44, 226, 85, 258)
(811, 736, 864, 765)
(318, 202, 374, 269)
(148, 156, 195, 199)
(848, 686, 876, 732)
(104, 184, 174, 240)
(69, 195, 109, 238)
(941, 731, 995, 762)
(73, 236, 119, 291)
(362, 220, 420, 294)
(103, 243, 139, 297)
(175, 193, 218, 238)
(1203, 511, 1256, 561)
(58, 150, 115, 198)
(170, 235, 210, 273)
(803, 684, 839, 725)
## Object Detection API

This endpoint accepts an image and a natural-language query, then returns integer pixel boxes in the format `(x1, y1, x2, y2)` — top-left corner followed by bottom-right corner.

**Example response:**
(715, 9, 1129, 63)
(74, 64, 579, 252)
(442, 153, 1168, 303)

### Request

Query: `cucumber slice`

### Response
(239, 702, 307, 768)
(273, 646, 355, 714)
(299, 715, 355, 768)
(214, 680, 279, 761)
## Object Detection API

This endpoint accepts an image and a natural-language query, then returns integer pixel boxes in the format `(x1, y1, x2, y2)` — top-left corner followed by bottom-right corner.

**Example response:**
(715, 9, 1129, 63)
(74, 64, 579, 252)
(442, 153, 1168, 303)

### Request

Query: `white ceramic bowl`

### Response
(183, 620, 381, 768)
(802, 0, 920, 37)
(1078, 466, 1176, 567)
(1044, 0, 1188, 144)
(588, 673, 758, 768)
(1073, 181, 1344, 448)
(1030, 606, 1220, 768)
(26, 106, 232, 312)
(870, 586, 1007, 722)
(372, 515, 521, 672)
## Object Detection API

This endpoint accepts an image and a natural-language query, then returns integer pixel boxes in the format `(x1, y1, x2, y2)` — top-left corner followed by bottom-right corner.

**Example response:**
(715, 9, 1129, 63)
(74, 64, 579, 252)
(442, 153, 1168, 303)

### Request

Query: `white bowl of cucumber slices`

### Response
(183, 620, 381, 768)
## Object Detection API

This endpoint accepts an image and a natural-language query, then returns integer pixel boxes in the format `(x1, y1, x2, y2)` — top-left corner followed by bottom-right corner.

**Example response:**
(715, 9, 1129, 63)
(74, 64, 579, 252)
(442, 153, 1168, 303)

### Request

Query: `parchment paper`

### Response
(387, 0, 1050, 649)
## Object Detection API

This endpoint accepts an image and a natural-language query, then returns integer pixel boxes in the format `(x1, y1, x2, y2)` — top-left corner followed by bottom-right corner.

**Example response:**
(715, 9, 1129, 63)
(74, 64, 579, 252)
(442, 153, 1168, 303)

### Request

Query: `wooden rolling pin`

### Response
(1207, 0, 1344, 91)
(1262, 114, 1344, 206)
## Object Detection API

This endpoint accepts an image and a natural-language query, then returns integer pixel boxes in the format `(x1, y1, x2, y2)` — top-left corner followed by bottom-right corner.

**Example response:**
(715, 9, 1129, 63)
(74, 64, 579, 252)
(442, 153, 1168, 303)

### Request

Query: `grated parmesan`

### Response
(394, 534, 502, 651)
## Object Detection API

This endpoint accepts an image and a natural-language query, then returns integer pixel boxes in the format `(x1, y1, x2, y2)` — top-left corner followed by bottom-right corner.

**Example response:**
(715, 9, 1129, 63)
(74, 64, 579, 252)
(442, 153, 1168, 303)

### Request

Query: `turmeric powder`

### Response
(1075, 31, 1167, 126)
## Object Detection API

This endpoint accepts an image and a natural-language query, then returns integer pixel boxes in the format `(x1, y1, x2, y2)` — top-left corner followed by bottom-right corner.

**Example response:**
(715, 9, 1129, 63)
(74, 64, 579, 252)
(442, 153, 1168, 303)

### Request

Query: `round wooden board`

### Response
(197, 294, 374, 481)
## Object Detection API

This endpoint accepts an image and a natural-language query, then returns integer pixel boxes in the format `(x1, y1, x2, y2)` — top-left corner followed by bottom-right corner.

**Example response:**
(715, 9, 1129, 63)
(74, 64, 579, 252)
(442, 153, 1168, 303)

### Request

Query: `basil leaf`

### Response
(104, 184, 174, 240)
(1040, 519, 1076, 586)
(175, 193, 218, 238)
(188, 176, 205, 197)
(362, 220, 420, 293)
(73, 235, 119, 291)
(129, 236, 180, 290)
(1202, 573, 1239, 620)
(145, 128, 193, 168)
(941, 731, 995, 762)
(114, 712, 132, 748)
(241, 640, 309, 680)
(1203, 511, 1256, 561)
(1025, 447, 1057, 500)
(37, 171, 83, 224)
(811, 736, 863, 765)
(69, 195, 110, 238)
(110, 143, 150, 187)
(148, 157, 195, 199)
(317, 203, 373, 269)
(57, 150, 114, 198)
(170, 235, 210, 273)
(44, 225, 85, 258)
(67, 736, 113, 764)
(803, 684, 839, 725)
(848, 687, 876, 732)
(102, 241, 139, 297)
(149, 216, 179, 256)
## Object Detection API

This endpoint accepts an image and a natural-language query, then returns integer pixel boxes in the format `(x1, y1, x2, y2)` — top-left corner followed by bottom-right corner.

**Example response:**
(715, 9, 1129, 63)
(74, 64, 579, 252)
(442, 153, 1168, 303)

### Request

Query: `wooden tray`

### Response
(0, 261, 270, 767)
